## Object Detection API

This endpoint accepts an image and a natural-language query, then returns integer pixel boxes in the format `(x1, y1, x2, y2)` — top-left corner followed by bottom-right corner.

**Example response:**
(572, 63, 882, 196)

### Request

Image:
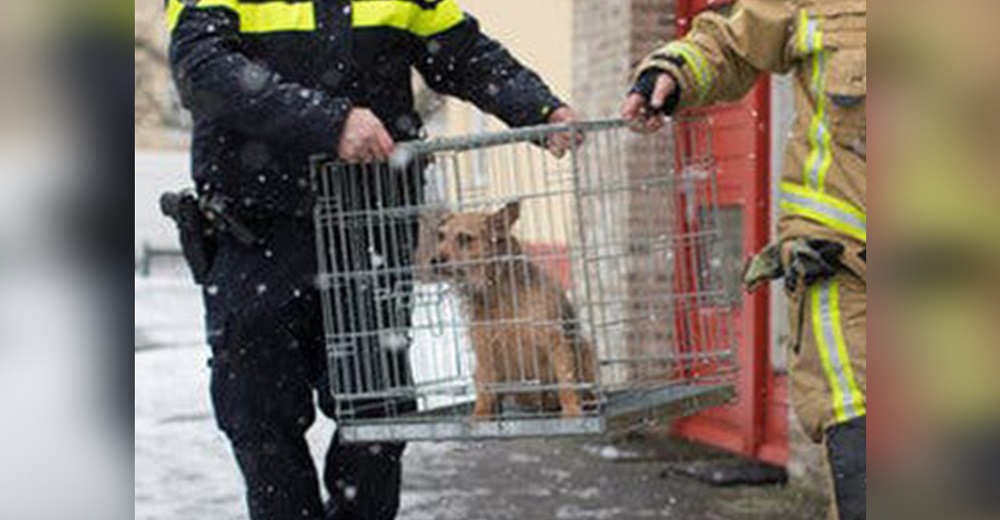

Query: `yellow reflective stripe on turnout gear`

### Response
(779, 183, 866, 243)
(167, 0, 318, 34)
(352, 0, 465, 37)
(797, 9, 832, 191)
(805, 51, 833, 191)
(663, 42, 714, 103)
(796, 9, 824, 55)
(811, 279, 866, 425)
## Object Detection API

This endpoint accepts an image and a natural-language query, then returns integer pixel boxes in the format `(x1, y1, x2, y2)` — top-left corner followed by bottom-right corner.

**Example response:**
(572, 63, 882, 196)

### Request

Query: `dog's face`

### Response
(431, 202, 521, 289)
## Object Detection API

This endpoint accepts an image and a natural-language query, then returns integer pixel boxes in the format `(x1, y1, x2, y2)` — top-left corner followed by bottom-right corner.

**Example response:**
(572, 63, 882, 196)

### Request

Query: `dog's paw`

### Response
(560, 405, 584, 418)
(471, 400, 495, 420)
(471, 409, 494, 421)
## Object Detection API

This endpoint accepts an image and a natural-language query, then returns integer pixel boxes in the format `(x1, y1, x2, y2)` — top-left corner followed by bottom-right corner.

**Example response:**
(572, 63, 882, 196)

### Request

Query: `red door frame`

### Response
(671, 0, 790, 466)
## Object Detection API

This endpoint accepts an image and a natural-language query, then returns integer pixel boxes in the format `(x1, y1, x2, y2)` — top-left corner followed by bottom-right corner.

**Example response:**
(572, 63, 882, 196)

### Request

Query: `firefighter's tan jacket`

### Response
(638, 0, 866, 264)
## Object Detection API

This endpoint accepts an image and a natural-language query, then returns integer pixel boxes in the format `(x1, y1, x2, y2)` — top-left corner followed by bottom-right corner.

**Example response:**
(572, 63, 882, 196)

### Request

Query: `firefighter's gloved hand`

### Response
(338, 108, 395, 163)
(622, 70, 680, 133)
(784, 239, 846, 292)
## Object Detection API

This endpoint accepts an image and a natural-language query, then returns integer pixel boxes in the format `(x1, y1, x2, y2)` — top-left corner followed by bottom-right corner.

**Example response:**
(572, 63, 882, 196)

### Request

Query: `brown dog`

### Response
(430, 201, 596, 418)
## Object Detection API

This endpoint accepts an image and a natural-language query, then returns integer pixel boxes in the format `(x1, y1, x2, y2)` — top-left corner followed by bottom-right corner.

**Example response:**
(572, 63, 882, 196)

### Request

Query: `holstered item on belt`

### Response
(160, 190, 263, 285)
(160, 190, 217, 285)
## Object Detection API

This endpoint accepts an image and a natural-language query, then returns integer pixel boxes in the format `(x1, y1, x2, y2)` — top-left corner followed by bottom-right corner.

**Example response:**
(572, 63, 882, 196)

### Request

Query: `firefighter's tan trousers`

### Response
(790, 271, 866, 520)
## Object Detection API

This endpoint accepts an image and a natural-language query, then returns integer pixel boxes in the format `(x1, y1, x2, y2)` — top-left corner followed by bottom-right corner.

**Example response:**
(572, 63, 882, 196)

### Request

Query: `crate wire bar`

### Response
(313, 118, 736, 443)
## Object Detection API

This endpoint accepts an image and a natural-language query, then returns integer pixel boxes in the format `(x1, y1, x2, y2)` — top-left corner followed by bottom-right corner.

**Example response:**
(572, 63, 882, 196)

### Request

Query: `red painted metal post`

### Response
(668, 0, 790, 466)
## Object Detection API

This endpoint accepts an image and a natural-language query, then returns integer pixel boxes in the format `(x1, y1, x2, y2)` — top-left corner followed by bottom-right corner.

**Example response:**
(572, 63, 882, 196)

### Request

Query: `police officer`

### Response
(622, 1, 866, 519)
(166, 1, 576, 519)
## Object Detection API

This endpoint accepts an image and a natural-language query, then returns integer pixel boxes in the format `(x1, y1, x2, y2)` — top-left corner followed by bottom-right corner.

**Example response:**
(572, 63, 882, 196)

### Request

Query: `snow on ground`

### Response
(135, 276, 205, 351)
(134, 283, 336, 520)
(136, 345, 286, 520)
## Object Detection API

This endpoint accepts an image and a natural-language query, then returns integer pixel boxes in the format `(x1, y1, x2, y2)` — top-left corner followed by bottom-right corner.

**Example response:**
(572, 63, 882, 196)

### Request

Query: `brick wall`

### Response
(572, 0, 677, 118)
(572, 0, 678, 385)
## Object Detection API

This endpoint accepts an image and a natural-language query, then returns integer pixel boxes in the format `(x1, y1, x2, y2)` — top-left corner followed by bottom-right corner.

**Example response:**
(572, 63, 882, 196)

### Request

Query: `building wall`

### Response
(136, 0, 191, 150)
(441, 0, 573, 136)
(572, 0, 678, 383)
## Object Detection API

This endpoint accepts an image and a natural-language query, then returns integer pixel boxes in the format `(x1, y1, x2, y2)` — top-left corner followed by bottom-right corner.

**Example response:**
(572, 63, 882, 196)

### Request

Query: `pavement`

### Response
(136, 344, 827, 520)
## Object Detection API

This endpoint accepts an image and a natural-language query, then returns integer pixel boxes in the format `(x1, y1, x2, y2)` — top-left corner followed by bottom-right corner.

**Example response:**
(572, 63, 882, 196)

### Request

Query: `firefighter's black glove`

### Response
(785, 239, 846, 292)
(629, 69, 682, 116)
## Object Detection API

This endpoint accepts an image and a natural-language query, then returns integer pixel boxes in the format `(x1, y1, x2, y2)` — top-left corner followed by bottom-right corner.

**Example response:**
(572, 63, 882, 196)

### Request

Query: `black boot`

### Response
(827, 416, 866, 520)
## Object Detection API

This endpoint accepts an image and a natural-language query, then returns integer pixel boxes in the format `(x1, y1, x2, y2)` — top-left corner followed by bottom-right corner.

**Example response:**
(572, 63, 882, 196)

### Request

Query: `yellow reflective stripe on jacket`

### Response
(796, 9, 824, 55)
(352, 0, 464, 37)
(167, 0, 317, 34)
(804, 52, 833, 191)
(779, 183, 866, 243)
(798, 10, 832, 191)
(811, 279, 866, 425)
(663, 41, 713, 103)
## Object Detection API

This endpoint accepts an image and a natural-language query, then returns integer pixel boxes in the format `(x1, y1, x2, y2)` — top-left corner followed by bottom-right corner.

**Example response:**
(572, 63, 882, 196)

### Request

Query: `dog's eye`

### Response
(457, 233, 475, 248)
(437, 231, 447, 243)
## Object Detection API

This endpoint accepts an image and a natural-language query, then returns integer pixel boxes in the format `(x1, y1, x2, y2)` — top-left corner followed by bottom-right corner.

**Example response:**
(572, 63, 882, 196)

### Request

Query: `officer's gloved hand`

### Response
(621, 70, 680, 133)
(545, 106, 584, 159)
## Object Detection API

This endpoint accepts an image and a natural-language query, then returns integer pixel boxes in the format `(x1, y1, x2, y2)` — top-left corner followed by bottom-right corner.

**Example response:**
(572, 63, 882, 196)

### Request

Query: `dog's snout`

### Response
(430, 255, 454, 275)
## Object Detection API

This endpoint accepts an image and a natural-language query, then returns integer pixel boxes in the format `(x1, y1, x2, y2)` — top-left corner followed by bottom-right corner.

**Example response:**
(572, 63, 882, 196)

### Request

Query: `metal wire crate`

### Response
(312, 118, 736, 443)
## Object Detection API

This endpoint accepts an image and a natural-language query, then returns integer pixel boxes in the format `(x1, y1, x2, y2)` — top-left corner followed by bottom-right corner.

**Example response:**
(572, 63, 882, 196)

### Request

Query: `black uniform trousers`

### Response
(204, 166, 421, 520)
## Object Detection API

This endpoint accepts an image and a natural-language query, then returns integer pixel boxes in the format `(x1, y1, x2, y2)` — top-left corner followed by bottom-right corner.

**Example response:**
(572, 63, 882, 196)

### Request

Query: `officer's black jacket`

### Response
(167, 0, 565, 218)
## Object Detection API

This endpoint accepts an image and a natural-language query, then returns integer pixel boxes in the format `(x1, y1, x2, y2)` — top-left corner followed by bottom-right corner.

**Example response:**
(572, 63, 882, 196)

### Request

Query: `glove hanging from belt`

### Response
(743, 238, 847, 293)
(744, 238, 848, 355)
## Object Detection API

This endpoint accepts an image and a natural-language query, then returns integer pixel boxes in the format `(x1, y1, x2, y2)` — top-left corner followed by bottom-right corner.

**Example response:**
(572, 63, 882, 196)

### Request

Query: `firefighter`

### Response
(622, 1, 866, 519)
(166, 1, 576, 519)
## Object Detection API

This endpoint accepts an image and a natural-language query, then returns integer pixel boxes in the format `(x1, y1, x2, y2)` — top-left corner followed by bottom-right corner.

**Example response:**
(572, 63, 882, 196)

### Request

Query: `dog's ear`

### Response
(425, 210, 453, 232)
(490, 201, 521, 232)
(437, 211, 454, 228)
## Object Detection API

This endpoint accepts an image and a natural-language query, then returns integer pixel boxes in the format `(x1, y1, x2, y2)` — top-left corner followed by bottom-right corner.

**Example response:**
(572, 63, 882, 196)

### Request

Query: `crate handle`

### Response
(392, 118, 635, 157)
